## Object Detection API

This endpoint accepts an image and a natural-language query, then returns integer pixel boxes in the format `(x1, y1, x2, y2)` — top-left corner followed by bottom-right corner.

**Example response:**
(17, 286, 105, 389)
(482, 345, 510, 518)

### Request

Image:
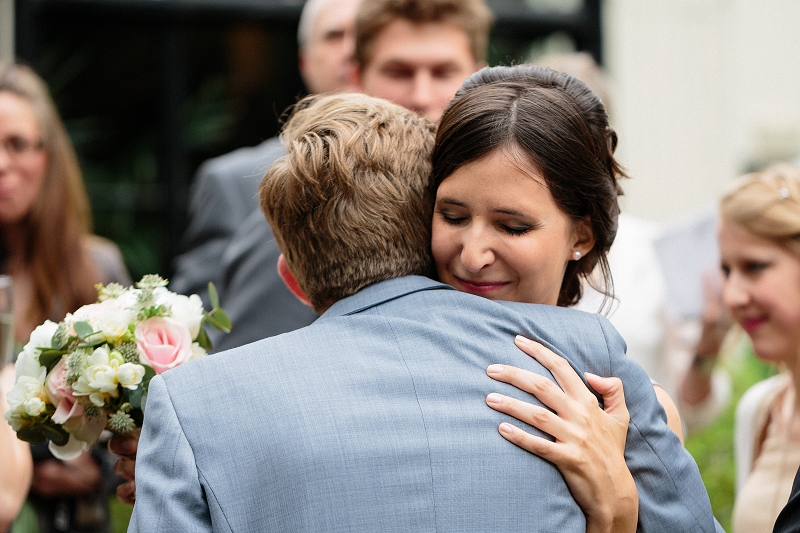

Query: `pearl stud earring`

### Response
(573, 251, 582, 261)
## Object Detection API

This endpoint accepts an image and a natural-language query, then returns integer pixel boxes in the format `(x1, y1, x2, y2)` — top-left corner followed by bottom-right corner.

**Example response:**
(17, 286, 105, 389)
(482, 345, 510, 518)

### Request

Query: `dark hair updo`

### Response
(432, 64, 626, 308)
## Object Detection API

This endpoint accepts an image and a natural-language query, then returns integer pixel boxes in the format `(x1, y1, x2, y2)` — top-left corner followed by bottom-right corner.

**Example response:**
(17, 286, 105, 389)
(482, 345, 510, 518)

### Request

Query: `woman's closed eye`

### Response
(437, 209, 467, 226)
(501, 224, 532, 236)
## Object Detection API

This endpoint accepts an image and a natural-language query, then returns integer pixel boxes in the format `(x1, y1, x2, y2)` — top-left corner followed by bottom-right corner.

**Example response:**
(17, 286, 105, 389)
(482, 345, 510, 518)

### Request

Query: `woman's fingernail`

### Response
(487, 364, 504, 374)
(486, 393, 503, 405)
(499, 423, 515, 435)
(515, 335, 531, 345)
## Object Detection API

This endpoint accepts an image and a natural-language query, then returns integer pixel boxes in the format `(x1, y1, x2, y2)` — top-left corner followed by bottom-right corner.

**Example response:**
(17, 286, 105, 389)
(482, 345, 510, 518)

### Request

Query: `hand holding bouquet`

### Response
(3, 275, 230, 460)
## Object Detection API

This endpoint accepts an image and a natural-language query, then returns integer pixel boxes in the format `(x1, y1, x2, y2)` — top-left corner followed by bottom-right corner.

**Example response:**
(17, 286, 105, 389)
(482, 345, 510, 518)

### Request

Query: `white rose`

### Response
(6, 375, 48, 418)
(16, 320, 59, 379)
(69, 300, 135, 343)
(117, 363, 145, 390)
(155, 288, 204, 339)
(24, 397, 46, 416)
(29, 320, 59, 349)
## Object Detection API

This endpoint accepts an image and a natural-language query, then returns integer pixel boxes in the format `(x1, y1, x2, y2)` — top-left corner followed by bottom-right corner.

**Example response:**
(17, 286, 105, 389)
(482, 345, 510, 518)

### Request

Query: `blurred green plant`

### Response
(685, 333, 778, 532)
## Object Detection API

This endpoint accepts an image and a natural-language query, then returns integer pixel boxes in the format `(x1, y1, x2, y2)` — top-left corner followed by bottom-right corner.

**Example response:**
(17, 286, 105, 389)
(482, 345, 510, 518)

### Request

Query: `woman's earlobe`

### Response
(573, 216, 596, 258)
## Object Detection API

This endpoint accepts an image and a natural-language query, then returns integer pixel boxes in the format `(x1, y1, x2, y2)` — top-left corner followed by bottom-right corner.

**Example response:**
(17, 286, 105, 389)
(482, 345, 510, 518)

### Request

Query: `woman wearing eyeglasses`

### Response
(0, 62, 130, 533)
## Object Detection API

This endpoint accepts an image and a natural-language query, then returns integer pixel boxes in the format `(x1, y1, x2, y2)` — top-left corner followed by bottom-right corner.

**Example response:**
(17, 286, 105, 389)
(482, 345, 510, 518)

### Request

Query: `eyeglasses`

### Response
(1, 136, 44, 157)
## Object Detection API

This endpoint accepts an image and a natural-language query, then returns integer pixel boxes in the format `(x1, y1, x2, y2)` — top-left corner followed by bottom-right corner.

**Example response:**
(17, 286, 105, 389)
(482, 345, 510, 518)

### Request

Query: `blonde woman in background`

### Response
(0, 62, 130, 533)
(719, 164, 800, 533)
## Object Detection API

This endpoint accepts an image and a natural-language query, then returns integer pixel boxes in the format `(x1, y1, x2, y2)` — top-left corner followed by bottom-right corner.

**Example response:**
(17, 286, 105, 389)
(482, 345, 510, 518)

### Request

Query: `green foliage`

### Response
(17, 421, 70, 446)
(685, 336, 778, 532)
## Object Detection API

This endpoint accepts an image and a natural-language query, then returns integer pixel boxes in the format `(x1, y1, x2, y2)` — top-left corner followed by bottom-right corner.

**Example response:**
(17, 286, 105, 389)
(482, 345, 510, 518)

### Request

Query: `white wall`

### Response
(603, 0, 800, 222)
(0, 0, 13, 63)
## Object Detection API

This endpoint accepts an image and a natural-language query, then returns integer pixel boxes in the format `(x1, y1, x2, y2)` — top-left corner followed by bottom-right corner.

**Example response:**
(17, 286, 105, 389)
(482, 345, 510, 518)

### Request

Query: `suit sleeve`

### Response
(773, 466, 800, 533)
(128, 376, 213, 533)
(170, 164, 248, 304)
(594, 315, 723, 533)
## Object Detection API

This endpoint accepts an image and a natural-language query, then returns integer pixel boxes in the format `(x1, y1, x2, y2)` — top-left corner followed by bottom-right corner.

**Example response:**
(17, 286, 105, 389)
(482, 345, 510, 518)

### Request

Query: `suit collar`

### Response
(322, 276, 455, 317)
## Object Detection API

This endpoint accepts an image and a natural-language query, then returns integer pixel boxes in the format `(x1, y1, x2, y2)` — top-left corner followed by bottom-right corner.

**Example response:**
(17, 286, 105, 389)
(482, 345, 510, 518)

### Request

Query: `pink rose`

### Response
(46, 358, 84, 424)
(135, 317, 193, 374)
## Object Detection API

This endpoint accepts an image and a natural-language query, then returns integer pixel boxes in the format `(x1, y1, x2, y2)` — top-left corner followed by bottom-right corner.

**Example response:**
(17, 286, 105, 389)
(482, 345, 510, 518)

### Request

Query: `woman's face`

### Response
(719, 218, 800, 365)
(0, 92, 47, 225)
(431, 148, 592, 306)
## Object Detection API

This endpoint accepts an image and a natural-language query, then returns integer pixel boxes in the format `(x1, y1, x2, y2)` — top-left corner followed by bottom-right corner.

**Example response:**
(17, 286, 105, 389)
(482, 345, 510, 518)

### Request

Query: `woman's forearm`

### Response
(0, 364, 33, 530)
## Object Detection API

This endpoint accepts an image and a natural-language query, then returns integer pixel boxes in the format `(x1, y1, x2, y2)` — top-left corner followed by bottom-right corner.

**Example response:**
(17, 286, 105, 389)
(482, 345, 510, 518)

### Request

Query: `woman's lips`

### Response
(455, 276, 509, 295)
(740, 316, 767, 334)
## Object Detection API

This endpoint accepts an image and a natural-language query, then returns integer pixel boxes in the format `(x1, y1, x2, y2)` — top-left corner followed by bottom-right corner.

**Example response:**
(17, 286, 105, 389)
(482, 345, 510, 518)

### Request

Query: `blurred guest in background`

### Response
(0, 62, 130, 533)
(717, 164, 800, 533)
(169, 0, 361, 307)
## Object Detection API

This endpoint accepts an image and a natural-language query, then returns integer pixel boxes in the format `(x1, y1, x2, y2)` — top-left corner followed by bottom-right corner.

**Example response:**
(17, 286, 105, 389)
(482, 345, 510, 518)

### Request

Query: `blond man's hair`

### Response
(355, 0, 494, 68)
(721, 163, 800, 257)
(260, 93, 437, 310)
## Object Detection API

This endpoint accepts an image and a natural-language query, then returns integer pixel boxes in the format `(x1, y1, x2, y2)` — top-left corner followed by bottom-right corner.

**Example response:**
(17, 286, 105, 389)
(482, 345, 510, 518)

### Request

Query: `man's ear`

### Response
(571, 216, 596, 259)
(277, 254, 312, 307)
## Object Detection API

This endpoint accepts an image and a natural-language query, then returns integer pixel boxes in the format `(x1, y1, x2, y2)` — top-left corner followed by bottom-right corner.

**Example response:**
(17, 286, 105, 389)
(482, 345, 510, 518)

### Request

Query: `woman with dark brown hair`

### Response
(429, 65, 692, 533)
(0, 62, 129, 533)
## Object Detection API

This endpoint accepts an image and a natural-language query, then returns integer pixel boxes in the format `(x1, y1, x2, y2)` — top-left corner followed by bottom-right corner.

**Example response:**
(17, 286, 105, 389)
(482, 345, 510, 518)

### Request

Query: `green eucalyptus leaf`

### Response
(17, 425, 47, 445)
(77, 338, 105, 349)
(73, 322, 95, 340)
(39, 351, 65, 372)
(140, 392, 148, 414)
(196, 327, 212, 351)
(129, 387, 143, 409)
(211, 309, 232, 333)
(141, 366, 156, 388)
(208, 282, 220, 310)
(41, 424, 70, 447)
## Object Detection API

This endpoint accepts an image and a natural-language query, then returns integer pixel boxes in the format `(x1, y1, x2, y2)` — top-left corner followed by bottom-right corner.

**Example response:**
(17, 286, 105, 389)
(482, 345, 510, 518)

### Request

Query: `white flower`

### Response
(69, 299, 136, 344)
(49, 434, 91, 461)
(71, 346, 122, 407)
(117, 363, 146, 390)
(24, 397, 46, 417)
(16, 320, 58, 379)
(5, 374, 49, 422)
(190, 342, 207, 361)
(154, 288, 204, 339)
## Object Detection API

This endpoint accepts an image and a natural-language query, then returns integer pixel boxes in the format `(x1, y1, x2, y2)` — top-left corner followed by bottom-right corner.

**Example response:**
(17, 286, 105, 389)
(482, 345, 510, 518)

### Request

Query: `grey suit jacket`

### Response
(210, 210, 318, 351)
(129, 276, 719, 533)
(170, 137, 285, 304)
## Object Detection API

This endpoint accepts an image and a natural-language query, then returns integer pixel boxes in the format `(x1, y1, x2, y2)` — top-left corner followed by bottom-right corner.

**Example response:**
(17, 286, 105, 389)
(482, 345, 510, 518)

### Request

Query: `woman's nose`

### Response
(722, 273, 749, 311)
(460, 227, 495, 273)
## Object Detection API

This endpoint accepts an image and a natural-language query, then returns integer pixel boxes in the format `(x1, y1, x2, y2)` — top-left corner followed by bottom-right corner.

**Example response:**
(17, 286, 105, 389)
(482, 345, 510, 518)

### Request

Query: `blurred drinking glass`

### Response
(0, 276, 13, 367)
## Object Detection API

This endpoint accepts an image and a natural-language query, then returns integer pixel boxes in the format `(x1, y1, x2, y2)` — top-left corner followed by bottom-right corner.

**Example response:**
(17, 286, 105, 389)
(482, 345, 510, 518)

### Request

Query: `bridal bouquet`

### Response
(3, 275, 230, 460)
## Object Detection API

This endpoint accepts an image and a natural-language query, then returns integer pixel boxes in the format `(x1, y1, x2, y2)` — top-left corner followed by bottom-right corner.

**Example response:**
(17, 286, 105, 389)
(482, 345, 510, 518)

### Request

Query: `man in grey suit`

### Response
(129, 93, 720, 533)
(169, 0, 360, 307)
